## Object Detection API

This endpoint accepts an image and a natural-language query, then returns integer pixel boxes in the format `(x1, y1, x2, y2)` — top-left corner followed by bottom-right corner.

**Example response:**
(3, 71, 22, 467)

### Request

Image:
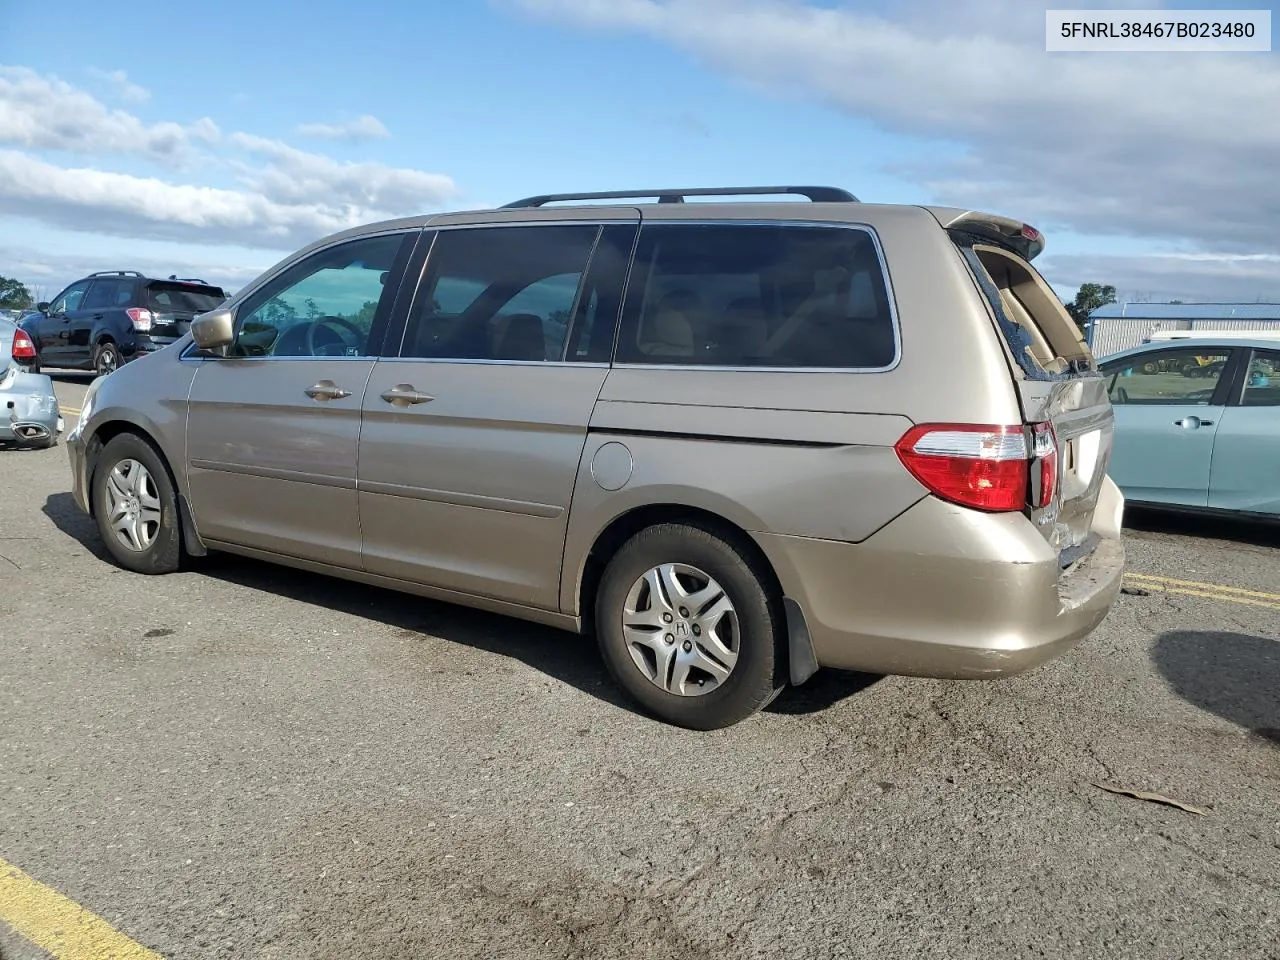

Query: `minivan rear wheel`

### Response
(595, 522, 786, 730)
(91, 433, 182, 575)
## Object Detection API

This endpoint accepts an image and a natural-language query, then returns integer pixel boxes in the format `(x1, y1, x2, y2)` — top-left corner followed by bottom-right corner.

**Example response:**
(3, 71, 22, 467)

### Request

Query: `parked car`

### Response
(66, 185, 1126, 729)
(24, 271, 228, 375)
(1099, 333, 1280, 517)
(1, 316, 62, 448)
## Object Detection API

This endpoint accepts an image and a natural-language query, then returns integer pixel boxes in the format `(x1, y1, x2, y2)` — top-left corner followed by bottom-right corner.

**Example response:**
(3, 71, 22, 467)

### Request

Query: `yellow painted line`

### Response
(60, 406, 81, 417)
(1150, 586, 1280, 611)
(0, 855, 163, 960)
(1125, 572, 1280, 603)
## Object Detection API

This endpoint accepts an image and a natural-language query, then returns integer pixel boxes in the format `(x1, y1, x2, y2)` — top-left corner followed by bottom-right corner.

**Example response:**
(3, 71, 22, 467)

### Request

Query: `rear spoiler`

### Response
(925, 207, 1046, 262)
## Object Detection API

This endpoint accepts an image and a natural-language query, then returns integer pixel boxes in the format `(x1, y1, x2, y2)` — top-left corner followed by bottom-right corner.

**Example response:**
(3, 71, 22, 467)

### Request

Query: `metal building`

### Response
(1085, 302, 1280, 358)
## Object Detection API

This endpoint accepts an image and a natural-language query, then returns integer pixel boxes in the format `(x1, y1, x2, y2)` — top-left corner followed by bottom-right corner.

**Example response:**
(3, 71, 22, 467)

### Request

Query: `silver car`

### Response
(1, 317, 62, 448)
(66, 185, 1126, 729)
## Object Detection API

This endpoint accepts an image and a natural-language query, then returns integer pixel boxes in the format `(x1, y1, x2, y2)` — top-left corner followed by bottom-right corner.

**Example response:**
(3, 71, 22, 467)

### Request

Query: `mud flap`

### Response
(178, 494, 207, 557)
(784, 597, 820, 686)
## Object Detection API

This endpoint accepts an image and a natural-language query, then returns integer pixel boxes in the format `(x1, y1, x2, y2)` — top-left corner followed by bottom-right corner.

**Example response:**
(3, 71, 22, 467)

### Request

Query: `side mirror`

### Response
(191, 307, 235, 354)
(36, 302, 50, 313)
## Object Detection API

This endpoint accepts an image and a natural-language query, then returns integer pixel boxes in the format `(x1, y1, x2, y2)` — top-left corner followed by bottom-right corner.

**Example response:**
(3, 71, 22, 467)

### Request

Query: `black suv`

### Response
(22, 271, 228, 375)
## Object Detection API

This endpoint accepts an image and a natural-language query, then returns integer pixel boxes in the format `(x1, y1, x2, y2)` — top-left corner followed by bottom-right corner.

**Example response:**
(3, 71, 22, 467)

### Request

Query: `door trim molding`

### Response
(189, 458, 356, 490)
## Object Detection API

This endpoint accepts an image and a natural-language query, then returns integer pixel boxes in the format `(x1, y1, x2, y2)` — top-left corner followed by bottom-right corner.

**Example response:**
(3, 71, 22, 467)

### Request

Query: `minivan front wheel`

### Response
(91, 433, 182, 574)
(595, 523, 786, 730)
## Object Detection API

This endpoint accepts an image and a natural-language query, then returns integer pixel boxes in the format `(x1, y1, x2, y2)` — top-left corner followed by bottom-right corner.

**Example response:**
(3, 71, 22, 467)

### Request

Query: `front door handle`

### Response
(1174, 416, 1214, 429)
(304, 380, 352, 401)
(380, 384, 434, 407)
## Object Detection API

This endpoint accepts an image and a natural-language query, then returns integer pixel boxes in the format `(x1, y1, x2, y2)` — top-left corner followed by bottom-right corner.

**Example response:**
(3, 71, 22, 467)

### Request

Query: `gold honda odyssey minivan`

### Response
(67, 186, 1126, 729)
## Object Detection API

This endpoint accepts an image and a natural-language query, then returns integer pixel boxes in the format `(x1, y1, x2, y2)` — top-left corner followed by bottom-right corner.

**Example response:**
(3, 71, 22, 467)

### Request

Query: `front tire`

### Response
(91, 433, 182, 574)
(595, 522, 786, 730)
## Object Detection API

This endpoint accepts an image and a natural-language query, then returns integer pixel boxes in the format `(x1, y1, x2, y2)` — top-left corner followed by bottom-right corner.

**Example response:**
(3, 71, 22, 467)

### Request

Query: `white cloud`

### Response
(295, 114, 391, 141)
(86, 67, 150, 103)
(1043, 252, 1280, 304)
(0, 150, 343, 247)
(0, 148, 454, 251)
(513, 0, 1280, 255)
(229, 133, 455, 214)
(0, 68, 459, 255)
(0, 66, 217, 166)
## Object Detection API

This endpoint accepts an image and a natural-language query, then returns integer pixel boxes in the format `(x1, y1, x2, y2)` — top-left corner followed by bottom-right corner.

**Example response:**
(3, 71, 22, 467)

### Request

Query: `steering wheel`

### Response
(306, 315, 365, 356)
(1115, 386, 1129, 403)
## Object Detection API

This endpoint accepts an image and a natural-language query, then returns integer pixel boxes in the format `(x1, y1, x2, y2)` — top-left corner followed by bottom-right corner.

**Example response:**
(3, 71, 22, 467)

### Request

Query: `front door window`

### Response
(1105, 348, 1230, 405)
(49, 281, 91, 316)
(231, 233, 409, 358)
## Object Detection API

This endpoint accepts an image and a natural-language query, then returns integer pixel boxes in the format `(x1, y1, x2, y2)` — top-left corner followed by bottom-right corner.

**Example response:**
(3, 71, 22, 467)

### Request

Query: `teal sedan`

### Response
(1099, 335, 1280, 517)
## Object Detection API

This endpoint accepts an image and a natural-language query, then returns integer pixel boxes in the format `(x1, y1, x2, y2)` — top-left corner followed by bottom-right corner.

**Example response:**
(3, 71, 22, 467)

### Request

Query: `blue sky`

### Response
(2, 0, 1277, 303)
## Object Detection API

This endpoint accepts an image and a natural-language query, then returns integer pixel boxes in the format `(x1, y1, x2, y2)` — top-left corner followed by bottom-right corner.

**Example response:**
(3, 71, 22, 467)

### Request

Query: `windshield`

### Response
(145, 282, 226, 314)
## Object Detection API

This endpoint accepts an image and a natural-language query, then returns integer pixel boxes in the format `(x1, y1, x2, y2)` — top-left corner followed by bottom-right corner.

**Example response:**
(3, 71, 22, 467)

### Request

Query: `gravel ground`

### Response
(2, 380, 1277, 959)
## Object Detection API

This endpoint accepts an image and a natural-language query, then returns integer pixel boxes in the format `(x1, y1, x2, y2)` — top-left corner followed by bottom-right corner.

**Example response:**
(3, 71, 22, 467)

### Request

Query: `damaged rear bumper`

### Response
(1, 369, 63, 447)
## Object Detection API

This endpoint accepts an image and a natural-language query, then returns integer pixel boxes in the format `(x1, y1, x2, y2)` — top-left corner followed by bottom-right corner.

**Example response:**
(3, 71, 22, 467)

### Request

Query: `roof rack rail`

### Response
(87, 270, 144, 278)
(501, 185, 858, 208)
(166, 275, 212, 284)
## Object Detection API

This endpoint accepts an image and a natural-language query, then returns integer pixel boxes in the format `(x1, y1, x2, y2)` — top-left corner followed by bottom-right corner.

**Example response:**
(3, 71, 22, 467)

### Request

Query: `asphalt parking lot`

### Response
(2, 374, 1278, 960)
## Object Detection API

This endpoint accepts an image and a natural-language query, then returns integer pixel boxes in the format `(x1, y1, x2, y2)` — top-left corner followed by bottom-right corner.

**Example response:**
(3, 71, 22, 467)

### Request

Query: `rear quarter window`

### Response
(615, 223, 897, 369)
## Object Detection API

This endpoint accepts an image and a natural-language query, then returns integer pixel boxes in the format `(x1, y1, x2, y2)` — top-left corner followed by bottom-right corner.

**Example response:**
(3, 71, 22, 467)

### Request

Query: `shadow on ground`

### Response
(1153, 630, 1280, 746)
(40, 492, 877, 720)
(1124, 505, 1280, 549)
(41, 491, 109, 560)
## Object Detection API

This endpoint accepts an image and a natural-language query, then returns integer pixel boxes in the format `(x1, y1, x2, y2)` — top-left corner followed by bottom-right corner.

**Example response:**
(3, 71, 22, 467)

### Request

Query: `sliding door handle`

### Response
(380, 384, 434, 407)
(304, 380, 352, 401)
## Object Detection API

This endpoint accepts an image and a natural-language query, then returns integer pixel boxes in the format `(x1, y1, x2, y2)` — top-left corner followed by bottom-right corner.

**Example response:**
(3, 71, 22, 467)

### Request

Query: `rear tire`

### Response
(91, 433, 182, 575)
(595, 522, 786, 730)
(94, 341, 122, 376)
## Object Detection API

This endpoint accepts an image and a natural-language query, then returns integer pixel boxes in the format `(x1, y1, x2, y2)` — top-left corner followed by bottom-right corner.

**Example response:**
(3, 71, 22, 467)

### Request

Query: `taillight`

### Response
(895, 424, 1029, 512)
(895, 422, 1062, 514)
(11, 329, 37, 361)
(126, 308, 154, 331)
(1031, 422, 1058, 509)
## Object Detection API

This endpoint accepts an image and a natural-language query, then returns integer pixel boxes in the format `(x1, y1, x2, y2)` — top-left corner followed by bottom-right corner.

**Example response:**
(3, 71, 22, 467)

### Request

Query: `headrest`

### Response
(493, 313, 546, 361)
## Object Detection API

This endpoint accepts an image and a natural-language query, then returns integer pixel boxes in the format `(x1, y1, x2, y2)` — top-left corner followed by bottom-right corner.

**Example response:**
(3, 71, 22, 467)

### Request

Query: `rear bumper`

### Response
(755, 479, 1126, 680)
(1, 375, 63, 445)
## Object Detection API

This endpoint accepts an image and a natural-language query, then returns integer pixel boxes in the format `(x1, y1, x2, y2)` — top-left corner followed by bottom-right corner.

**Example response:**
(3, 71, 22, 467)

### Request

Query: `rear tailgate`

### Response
(935, 209, 1114, 558)
(144, 280, 227, 340)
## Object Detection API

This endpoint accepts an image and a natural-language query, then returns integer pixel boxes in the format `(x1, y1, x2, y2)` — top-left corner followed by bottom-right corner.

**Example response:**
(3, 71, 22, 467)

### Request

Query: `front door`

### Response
(37, 279, 91, 367)
(1104, 346, 1235, 507)
(186, 230, 419, 568)
(358, 220, 636, 610)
